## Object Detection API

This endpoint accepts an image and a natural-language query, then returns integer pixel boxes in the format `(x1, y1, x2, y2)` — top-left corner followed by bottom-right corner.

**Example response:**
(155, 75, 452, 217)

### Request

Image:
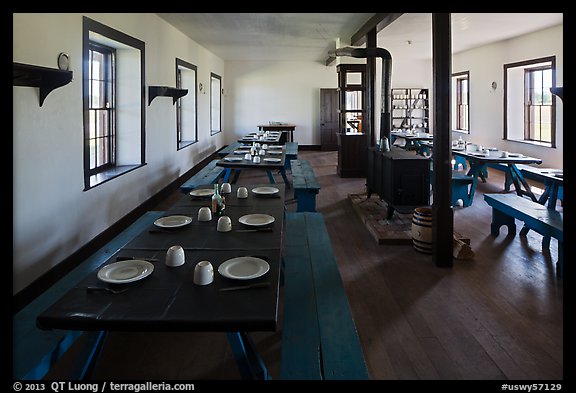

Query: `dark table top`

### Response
(238, 132, 282, 144)
(452, 150, 543, 165)
(37, 184, 285, 333)
(216, 148, 286, 170)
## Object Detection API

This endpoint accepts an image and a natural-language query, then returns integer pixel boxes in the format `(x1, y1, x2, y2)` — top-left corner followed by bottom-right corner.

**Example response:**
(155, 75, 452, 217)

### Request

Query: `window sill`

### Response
(505, 138, 554, 149)
(178, 140, 198, 150)
(85, 164, 145, 190)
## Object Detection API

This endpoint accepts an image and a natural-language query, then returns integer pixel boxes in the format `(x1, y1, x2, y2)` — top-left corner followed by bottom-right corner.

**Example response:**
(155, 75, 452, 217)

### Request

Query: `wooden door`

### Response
(320, 88, 339, 151)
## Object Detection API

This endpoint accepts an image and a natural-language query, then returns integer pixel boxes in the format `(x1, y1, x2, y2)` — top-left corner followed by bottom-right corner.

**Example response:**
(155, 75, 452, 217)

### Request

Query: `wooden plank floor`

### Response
(44, 150, 563, 382)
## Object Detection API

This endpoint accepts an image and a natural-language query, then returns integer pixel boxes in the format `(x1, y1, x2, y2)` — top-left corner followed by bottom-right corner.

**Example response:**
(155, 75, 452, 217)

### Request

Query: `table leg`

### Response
(279, 168, 291, 189)
(266, 170, 277, 184)
(69, 331, 107, 380)
(226, 332, 270, 380)
(465, 162, 485, 205)
(223, 168, 232, 183)
(508, 164, 537, 201)
(521, 181, 558, 243)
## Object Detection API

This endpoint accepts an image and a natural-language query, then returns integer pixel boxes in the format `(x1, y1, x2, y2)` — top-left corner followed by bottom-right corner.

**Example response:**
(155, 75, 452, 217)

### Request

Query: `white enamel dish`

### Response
(238, 214, 275, 227)
(154, 215, 193, 228)
(218, 257, 270, 280)
(251, 187, 279, 195)
(97, 260, 154, 284)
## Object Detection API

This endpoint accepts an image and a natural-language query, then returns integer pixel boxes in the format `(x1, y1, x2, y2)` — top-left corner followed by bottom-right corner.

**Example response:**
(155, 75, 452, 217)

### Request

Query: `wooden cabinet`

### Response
(336, 64, 367, 177)
(391, 88, 429, 133)
(338, 133, 367, 177)
(367, 147, 430, 218)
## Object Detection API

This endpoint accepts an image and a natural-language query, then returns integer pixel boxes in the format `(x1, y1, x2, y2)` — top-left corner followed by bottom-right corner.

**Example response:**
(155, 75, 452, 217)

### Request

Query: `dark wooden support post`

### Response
(365, 28, 377, 148)
(432, 13, 454, 267)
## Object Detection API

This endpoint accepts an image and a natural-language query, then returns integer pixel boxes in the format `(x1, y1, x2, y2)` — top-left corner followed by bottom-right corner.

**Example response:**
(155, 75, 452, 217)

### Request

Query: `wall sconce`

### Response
(198, 82, 205, 94)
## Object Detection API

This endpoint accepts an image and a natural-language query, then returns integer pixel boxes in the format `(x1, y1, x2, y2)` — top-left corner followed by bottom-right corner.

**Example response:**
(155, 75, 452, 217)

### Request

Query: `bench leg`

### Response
(226, 332, 270, 380)
(294, 190, 317, 212)
(490, 208, 516, 237)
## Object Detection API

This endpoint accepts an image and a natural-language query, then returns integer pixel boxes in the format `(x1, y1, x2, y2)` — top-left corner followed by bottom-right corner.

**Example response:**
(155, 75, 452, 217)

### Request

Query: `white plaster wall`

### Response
(452, 24, 563, 168)
(13, 13, 225, 294)
(223, 61, 338, 145)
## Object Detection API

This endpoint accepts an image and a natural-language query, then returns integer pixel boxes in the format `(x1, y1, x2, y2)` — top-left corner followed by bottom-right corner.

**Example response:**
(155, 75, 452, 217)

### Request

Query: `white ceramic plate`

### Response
(268, 151, 283, 155)
(225, 157, 243, 162)
(154, 215, 193, 228)
(251, 186, 279, 195)
(97, 260, 154, 284)
(233, 150, 245, 155)
(190, 189, 214, 197)
(238, 214, 275, 227)
(507, 153, 525, 158)
(268, 145, 283, 149)
(218, 257, 270, 280)
(263, 158, 282, 163)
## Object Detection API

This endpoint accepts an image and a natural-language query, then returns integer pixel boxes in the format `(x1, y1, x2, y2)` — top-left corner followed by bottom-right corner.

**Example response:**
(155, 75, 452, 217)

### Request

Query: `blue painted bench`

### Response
(483, 193, 563, 277)
(217, 142, 241, 158)
(179, 159, 226, 193)
(290, 159, 321, 212)
(430, 169, 474, 207)
(284, 142, 298, 170)
(452, 172, 474, 207)
(13, 211, 165, 380)
(281, 212, 369, 380)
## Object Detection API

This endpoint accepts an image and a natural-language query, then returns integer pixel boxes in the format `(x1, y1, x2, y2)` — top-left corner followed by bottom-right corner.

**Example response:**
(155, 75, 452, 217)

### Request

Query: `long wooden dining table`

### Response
(217, 144, 290, 188)
(36, 183, 286, 380)
(452, 150, 542, 204)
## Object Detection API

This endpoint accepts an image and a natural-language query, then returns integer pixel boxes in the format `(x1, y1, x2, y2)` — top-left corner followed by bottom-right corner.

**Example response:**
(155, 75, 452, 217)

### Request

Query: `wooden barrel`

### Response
(412, 207, 432, 254)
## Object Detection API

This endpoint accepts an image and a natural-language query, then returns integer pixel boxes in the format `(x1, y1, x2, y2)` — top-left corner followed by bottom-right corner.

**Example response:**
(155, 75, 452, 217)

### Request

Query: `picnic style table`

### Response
(452, 150, 542, 205)
(37, 184, 286, 380)
(217, 144, 290, 188)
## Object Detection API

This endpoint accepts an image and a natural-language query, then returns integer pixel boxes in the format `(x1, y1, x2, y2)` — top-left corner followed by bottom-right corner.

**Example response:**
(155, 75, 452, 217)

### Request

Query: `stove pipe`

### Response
(330, 47, 393, 141)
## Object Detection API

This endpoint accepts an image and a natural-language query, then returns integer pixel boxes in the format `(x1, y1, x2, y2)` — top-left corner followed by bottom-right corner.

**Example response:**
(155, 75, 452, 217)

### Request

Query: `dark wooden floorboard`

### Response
(43, 150, 563, 381)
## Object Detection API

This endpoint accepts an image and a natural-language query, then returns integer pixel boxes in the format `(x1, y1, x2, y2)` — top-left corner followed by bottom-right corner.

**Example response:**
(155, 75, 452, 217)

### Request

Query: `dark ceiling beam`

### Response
(351, 13, 404, 46)
(325, 13, 404, 66)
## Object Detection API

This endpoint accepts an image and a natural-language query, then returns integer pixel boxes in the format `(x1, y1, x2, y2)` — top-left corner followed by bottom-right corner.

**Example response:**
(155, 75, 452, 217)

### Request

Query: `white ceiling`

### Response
(157, 13, 563, 62)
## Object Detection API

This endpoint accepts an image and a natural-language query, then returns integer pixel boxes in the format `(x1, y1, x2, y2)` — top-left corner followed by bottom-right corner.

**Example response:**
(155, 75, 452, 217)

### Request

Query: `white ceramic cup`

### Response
(193, 261, 214, 285)
(166, 245, 185, 267)
(253, 156, 261, 164)
(254, 142, 261, 148)
(237, 186, 249, 199)
(259, 149, 266, 156)
(244, 153, 252, 161)
(501, 151, 509, 158)
(197, 207, 212, 222)
(262, 144, 268, 150)
(478, 145, 484, 151)
(217, 216, 232, 232)
(221, 182, 232, 194)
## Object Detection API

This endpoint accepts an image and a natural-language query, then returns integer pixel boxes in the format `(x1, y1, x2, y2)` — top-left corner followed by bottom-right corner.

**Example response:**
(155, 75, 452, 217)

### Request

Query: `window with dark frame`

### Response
(210, 73, 222, 135)
(83, 16, 146, 190)
(504, 56, 555, 148)
(524, 65, 553, 144)
(456, 75, 469, 131)
(452, 71, 469, 133)
(176, 58, 198, 149)
(87, 43, 116, 175)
